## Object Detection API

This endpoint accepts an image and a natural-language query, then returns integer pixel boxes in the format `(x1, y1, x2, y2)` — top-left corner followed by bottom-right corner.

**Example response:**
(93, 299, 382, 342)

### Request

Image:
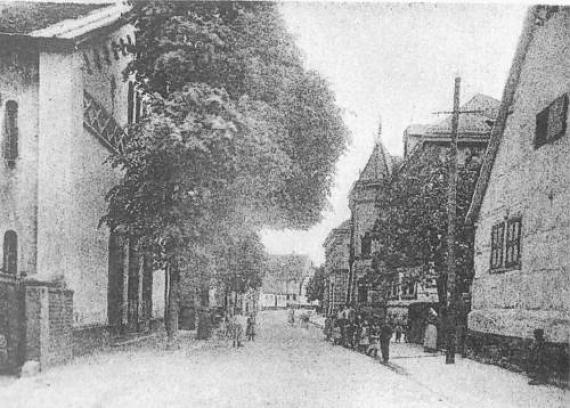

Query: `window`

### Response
(505, 218, 522, 268)
(535, 94, 568, 148)
(357, 279, 368, 304)
(490, 222, 504, 270)
(360, 234, 371, 258)
(128, 81, 144, 125)
(3, 100, 18, 167)
(127, 81, 134, 124)
(3, 230, 17, 275)
(490, 218, 522, 271)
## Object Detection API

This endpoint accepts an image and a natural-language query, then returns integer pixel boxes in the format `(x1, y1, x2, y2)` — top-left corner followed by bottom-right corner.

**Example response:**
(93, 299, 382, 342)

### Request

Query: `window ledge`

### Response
(488, 266, 521, 274)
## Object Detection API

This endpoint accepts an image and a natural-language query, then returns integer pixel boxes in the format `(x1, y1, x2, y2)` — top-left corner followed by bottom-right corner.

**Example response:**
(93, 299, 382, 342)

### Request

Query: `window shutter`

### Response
(535, 107, 549, 148)
(4, 100, 18, 167)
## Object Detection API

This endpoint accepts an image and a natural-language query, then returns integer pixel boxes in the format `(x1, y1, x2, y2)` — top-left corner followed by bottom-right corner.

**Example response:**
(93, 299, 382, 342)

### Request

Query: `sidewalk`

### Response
(309, 315, 568, 408)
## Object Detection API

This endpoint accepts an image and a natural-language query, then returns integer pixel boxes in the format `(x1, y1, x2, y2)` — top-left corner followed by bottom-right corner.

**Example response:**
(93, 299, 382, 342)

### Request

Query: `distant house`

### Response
(348, 122, 396, 306)
(322, 219, 350, 315)
(260, 254, 313, 309)
(0, 2, 165, 373)
(465, 6, 570, 381)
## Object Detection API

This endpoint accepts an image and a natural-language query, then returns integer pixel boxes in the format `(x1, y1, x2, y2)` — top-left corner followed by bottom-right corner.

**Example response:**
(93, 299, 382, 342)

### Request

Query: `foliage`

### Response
(370, 145, 482, 299)
(306, 265, 326, 303)
(102, 1, 348, 335)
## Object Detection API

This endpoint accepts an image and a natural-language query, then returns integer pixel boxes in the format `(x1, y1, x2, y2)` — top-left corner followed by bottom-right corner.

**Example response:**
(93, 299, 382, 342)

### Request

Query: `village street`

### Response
(0, 310, 566, 408)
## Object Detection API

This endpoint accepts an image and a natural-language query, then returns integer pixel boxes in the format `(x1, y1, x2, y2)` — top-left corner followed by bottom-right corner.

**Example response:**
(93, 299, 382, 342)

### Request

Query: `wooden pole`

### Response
(445, 77, 460, 364)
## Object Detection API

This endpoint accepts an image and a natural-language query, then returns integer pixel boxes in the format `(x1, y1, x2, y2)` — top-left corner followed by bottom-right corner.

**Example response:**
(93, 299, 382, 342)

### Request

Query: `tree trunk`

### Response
(166, 262, 180, 343)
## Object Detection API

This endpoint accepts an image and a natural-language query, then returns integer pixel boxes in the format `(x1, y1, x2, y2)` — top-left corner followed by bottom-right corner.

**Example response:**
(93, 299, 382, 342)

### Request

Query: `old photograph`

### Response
(0, 0, 568, 407)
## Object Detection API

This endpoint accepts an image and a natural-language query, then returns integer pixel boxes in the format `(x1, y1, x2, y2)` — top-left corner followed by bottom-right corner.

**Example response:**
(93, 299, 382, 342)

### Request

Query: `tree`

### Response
(306, 266, 326, 303)
(103, 1, 349, 341)
(371, 145, 482, 304)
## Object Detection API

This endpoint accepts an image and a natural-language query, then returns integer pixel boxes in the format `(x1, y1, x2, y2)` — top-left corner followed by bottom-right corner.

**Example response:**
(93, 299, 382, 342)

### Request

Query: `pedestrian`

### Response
(246, 313, 256, 341)
(288, 307, 295, 326)
(423, 308, 438, 353)
(380, 320, 393, 363)
(324, 316, 333, 341)
(527, 328, 548, 385)
(232, 313, 245, 348)
(358, 320, 370, 353)
(332, 320, 343, 346)
(367, 321, 380, 358)
(395, 323, 403, 343)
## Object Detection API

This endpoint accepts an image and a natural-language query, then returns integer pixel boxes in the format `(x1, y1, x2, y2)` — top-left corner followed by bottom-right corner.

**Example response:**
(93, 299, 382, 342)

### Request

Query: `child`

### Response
(358, 320, 370, 353)
(324, 316, 333, 342)
(367, 322, 380, 358)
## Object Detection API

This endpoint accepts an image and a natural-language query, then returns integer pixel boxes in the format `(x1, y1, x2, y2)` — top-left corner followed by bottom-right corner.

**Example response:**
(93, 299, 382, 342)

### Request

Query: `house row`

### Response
(0, 2, 166, 374)
(323, 5, 569, 382)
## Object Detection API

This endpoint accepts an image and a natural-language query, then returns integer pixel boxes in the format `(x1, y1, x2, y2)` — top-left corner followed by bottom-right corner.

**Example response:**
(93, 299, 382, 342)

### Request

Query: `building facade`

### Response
(259, 254, 313, 309)
(0, 2, 164, 372)
(347, 123, 394, 306)
(466, 6, 570, 382)
(322, 220, 350, 315)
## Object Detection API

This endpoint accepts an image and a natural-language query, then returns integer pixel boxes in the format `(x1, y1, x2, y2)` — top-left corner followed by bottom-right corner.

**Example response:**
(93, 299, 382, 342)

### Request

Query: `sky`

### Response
(260, 1, 528, 266)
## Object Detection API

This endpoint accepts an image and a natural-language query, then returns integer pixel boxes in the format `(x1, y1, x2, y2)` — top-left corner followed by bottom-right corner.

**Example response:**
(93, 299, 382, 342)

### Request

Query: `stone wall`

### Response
(24, 281, 73, 371)
(471, 9, 570, 344)
(465, 329, 569, 386)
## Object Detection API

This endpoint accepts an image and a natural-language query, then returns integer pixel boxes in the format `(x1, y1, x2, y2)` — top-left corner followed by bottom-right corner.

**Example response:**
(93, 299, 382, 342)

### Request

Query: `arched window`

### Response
(4, 100, 18, 167)
(3, 230, 17, 275)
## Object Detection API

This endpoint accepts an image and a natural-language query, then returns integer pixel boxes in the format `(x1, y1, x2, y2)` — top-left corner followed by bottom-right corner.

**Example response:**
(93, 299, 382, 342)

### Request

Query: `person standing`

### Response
(288, 307, 295, 326)
(367, 321, 380, 358)
(423, 308, 438, 353)
(527, 329, 548, 385)
(358, 320, 370, 353)
(380, 320, 393, 363)
(246, 313, 256, 342)
(395, 323, 403, 343)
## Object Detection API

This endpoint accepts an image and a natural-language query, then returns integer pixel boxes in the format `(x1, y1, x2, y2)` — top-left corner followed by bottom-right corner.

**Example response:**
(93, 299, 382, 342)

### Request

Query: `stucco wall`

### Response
(471, 10, 570, 343)
(0, 43, 39, 277)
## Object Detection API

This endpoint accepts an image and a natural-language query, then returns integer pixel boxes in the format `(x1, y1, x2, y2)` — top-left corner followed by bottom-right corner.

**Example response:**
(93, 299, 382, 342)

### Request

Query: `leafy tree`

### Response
(370, 145, 482, 304)
(306, 265, 326, 303)
(103, 1, 349, 340)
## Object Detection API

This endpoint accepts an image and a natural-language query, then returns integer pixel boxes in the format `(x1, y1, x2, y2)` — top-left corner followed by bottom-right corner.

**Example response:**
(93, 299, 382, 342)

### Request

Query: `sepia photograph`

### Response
(0, 0, 568, 406)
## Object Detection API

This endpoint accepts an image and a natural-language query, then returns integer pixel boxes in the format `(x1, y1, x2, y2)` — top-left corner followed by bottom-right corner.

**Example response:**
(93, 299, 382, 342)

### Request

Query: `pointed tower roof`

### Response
(359, 118, 393, 182)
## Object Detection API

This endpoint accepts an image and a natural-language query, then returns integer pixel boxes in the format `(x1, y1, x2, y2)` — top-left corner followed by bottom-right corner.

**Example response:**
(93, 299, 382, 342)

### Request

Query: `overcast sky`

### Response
(260, 1, 528, 265)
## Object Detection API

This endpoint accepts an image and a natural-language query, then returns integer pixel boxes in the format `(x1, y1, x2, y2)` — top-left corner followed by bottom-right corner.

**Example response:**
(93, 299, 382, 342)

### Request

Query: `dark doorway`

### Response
(107, 232, 124, 330)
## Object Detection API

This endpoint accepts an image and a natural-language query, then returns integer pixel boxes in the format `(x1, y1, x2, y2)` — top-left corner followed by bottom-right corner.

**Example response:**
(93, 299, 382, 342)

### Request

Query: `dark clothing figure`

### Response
(324, 317, 333, 341)
(380, 322, 393, 362)
(528, 329, 548, 385)
(246, 315, 256, 341)
(395, 325, 402, 343)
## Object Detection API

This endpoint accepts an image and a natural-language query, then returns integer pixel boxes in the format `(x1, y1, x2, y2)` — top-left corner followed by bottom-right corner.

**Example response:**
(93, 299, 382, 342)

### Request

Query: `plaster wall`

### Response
(0, 44, 39, 277)
(470, 10, 570, 343)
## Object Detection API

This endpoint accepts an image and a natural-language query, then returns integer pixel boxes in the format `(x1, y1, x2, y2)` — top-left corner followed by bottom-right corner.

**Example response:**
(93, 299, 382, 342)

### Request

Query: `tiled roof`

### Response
(0, 2, 109, 34)
(407, 94, 500, 138)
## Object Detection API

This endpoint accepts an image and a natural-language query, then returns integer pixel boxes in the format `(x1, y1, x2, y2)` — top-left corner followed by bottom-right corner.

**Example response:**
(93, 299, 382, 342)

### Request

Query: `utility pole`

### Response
(445, 77, 460, 364)
(433, 77, 486, 364)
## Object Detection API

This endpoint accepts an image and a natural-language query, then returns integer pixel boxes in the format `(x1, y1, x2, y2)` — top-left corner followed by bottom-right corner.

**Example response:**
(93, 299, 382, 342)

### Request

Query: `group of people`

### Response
(220, 312, 257, 347)
(322, 304, 406, 363)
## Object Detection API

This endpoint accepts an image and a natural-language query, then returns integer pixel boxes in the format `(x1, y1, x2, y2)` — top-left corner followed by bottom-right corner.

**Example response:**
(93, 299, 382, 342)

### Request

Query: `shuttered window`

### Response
(490, 222, 504, 270)
(4, 100, 18, 167)
(535, 94, 568, 148)
(505, 218, 522, 268)
(3, 230, 17, 275)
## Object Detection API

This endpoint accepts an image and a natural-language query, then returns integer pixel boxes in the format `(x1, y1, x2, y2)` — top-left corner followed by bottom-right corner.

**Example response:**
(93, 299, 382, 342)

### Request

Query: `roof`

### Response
(323, 219, 351, 248)
(262, 254, 312, 294)
(406, 94, 500, 140)
(466, 7, 538, 225)
(0, 2, 110, 34)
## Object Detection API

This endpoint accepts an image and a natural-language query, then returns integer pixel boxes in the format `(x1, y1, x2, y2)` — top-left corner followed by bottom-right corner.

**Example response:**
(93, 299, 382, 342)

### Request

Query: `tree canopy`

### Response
(370, 145, 481, 300)
(102, 1, 349, 334)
